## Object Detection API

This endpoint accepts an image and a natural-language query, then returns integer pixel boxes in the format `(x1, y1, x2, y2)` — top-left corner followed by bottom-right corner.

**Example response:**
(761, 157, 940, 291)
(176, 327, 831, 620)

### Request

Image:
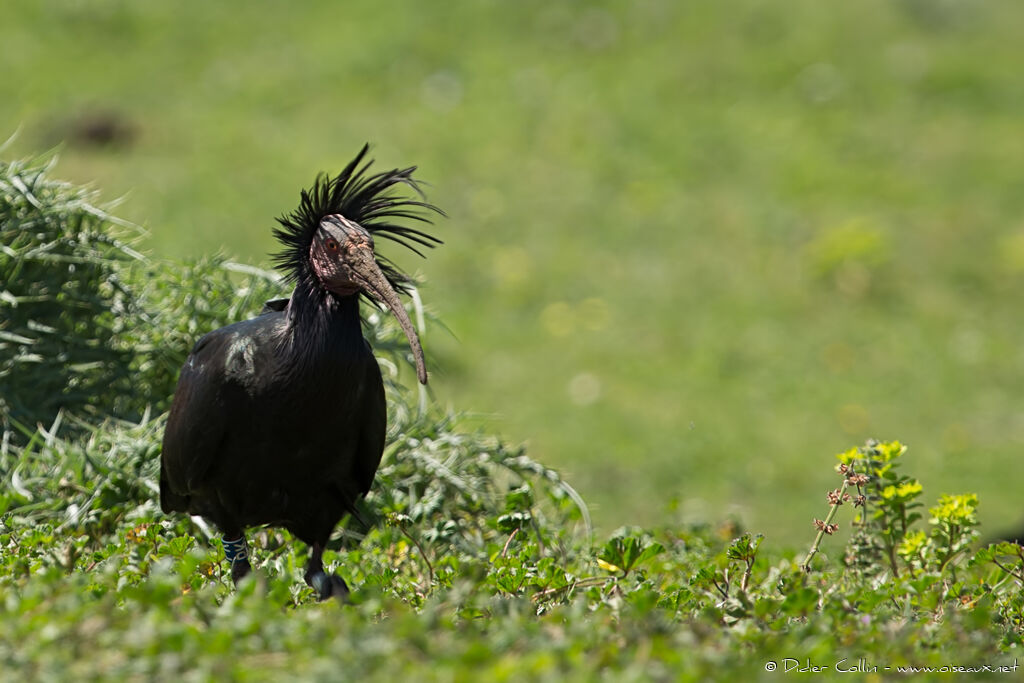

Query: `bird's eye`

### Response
(326, 239, 339, 252)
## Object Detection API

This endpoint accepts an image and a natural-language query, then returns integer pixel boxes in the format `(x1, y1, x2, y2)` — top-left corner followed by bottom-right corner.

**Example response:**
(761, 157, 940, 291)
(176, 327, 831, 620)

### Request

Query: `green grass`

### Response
(3, 0, 1024, 543)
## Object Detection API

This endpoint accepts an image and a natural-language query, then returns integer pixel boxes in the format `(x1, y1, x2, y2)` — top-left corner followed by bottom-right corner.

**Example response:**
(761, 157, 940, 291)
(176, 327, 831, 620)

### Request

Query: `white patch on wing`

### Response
(225, 334, 256, 380)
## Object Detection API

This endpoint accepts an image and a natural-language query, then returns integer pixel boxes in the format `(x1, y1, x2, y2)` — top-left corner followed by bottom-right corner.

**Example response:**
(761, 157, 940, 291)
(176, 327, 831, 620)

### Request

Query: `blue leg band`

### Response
(222, 536, 249, 565)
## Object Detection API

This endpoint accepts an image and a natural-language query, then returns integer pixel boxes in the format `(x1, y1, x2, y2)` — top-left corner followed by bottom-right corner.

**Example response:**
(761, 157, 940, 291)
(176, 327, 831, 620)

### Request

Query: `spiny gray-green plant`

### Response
(0, 154, 140, 436)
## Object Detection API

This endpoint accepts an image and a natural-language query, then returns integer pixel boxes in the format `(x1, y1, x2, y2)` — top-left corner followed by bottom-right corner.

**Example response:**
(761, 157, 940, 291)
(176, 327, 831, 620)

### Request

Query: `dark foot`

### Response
(304, 542, 347, 601)
(306, 570, 350, 602)
(230, 558, 252, 585)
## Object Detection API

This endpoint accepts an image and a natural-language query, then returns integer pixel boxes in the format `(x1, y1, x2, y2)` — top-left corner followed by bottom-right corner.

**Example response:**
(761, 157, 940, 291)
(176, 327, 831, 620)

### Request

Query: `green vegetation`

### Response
(3, 0, 1024, 537)
(2, 153, 1023, 679)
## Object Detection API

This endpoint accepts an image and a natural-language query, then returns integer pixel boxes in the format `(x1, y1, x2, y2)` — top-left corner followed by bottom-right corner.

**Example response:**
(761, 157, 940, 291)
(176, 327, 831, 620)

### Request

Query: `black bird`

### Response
(159, 145, 442, 599)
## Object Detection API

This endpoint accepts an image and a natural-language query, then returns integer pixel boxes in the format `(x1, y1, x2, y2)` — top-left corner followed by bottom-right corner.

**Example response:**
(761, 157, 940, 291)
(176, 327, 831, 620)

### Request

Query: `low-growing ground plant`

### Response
(1, 156, 1022, 679)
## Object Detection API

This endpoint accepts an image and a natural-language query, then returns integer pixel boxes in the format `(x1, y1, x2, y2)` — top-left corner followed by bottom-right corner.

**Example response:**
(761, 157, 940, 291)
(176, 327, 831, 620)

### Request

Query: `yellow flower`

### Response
(880, 480, 922, 503)
(897, 530, 928, 559)
(929, 494, 978, 525)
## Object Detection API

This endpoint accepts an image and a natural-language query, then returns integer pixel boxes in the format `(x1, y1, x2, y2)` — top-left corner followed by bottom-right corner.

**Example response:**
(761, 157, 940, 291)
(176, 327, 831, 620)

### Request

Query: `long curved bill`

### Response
(348, 248, 428, 384)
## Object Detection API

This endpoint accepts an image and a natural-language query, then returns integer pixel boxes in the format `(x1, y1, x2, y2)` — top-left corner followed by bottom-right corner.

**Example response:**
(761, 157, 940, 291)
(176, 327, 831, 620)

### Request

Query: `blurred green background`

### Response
(4, 0, 1023, 543)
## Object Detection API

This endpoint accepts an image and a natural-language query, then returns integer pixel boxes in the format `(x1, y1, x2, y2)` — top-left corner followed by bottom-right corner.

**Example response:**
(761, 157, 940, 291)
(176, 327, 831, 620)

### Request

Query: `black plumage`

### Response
(160, 145, 442, 599)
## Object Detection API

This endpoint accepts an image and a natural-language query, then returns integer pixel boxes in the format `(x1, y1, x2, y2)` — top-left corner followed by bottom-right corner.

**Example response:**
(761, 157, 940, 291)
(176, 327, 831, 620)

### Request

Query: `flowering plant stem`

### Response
(801, 479, 850, 572)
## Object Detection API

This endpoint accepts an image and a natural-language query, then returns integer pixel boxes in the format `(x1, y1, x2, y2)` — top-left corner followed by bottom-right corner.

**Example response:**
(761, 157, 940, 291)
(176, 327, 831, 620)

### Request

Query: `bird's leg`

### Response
(221, 533, 251, 585)
(304, 543, 349, 601)
(304, 543, 329, 596)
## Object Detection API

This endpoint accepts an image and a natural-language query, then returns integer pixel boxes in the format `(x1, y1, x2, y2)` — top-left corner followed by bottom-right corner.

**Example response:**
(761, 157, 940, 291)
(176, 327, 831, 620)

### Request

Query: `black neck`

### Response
(282, 284, 365, 371)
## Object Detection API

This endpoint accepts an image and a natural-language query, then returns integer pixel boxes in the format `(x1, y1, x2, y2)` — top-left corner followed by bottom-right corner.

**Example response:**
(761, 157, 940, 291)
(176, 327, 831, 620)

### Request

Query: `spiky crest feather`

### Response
(272, 144, 443, 301)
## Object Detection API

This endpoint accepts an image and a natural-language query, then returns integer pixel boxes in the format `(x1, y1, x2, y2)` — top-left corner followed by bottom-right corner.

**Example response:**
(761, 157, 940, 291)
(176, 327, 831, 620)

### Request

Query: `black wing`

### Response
(353, 352, 387, 499)
(160, 311, 287, 514)
(159, 330, 230, 513)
